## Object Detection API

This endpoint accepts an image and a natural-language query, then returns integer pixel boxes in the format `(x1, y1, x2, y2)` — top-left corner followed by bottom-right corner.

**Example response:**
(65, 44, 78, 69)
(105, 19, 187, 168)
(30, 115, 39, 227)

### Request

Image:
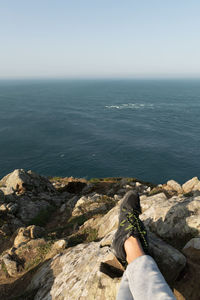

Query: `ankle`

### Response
(124, 236, 145, 264)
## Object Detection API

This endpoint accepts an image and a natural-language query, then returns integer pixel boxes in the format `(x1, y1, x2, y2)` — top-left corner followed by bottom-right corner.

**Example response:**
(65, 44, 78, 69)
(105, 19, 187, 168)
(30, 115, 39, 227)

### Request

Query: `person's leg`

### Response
(116, 272, 134, 300)
(112, 191, 176, 300)
(124, 236, 176, 300)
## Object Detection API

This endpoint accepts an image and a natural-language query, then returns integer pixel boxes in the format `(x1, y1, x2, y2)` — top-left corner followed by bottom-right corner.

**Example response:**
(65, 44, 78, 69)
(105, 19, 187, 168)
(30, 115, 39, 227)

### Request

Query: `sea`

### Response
(0, 79, 200, 184)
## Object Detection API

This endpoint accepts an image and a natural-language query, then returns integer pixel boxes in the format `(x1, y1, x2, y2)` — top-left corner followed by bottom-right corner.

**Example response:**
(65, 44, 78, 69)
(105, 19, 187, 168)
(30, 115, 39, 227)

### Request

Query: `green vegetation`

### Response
(89, 178, 101, 183)
(183, 192, 193, 197)
(67, 214, 88, 227)
(96, 195, 115, 210)
(49, 176, 63, 181)
(67, 227, 98, 247)
(1, 261, 9, 276)
(148, 187, 164, 196)
(25, 241, 53, 271)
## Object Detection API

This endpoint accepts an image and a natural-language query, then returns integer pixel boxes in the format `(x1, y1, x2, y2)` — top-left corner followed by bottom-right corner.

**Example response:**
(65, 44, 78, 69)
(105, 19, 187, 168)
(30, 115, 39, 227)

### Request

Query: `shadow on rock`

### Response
(0, 259, 54, 300)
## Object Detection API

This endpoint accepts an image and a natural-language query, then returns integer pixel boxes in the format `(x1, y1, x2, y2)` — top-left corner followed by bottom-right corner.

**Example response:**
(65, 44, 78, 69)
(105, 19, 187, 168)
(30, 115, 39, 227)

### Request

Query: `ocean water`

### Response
(0, 79, 200, 184)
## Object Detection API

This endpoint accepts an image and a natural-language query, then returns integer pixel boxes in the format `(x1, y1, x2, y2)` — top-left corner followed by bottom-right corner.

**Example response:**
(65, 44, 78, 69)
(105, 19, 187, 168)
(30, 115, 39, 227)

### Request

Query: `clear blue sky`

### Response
(0, 0, 200, 79)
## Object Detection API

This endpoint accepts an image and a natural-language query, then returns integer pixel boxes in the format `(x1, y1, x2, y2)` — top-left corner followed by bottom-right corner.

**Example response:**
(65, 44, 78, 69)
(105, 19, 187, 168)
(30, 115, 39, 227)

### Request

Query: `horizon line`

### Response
(0, 76, 200, 81)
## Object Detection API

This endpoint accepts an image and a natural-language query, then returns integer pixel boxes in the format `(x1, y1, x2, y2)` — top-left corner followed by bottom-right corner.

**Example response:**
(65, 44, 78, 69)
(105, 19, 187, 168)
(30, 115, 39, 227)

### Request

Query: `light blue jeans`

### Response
(117, 255, 176, 300)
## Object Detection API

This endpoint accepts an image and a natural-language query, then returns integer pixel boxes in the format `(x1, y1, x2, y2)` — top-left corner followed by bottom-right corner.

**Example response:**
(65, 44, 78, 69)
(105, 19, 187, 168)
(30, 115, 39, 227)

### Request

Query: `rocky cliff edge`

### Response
(0, 169, 200, 300)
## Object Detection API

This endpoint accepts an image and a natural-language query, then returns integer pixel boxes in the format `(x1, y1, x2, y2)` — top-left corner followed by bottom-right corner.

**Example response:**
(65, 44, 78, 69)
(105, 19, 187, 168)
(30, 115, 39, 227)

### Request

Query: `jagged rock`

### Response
(45, 240, 67, 259)
(14, 225, 45, 248)
(66, 195, 79, 210)
(145, 187, 151, 193)
(98, 205, 120, 238)
(27, 242, 120, 300)
(165, 180, 183, 193)
(27, 236, 185, 300)
(100, 251, 124, 277)
(148, 231, 186, 283)
(0, 202, 18, 214)
(0, 169, 55, 195)
(140, 192, 167, 211)
(16, 195, 52, 223)
(0, 203, 7, 212)
(52, 239, 67, 250)
(192, 181, 200, 191)
(182, 177, 199, 193)
(183, 237, 200, 262)
(100, 230, 116, 247)
(72, 194, 108, 217)
(1, 253, 18, 276)
(141, 195, 200, 247)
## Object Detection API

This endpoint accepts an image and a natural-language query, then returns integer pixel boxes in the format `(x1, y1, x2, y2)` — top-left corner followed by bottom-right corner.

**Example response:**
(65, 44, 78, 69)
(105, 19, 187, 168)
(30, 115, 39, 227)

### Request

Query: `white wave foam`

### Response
(105, 103, 154, 110)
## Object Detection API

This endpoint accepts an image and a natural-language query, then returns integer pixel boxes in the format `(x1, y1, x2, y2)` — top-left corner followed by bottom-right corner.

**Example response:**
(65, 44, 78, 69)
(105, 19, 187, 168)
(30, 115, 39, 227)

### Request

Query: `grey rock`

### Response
(16, 195, 52, 223)
(192, 181, 200, 192)
(182, 177, 199, 193)
(98, 205, 120, 238)
(165, 180, 183, 193)
(27, 242, 120, 300)
(141, 195, 200, 247)
(148, 231, 186, 283)
(0, 169, 55, 195)
(14, 225, 46, 248)
(140, 192, 168, 212)
(72, 193, 108, 217)
(66, 195, 79, 209)
(1, 254, 18, 276)
(6, 202, 18, 214)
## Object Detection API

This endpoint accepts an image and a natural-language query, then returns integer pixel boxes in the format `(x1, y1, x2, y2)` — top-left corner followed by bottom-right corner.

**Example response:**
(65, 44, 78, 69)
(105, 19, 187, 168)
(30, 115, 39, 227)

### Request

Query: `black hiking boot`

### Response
(112, 190, 148, 264)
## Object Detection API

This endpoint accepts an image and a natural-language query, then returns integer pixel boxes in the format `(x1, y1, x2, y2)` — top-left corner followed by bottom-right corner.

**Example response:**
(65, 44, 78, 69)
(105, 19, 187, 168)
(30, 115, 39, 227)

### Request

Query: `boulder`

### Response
(26, 235, 185, 300)
(0, 169, 55, 195)
(182, 177, 199, 194)
(192, 181, 200, 192)
(27, 242, 120, 300)
(141, 195, 200, 248)
(140, 192, 168, 212)
(72, 194, 111, 217)
(14, 225, 45, 248)
(148, 231, 186, 283)
(165, 180, 183, 194)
